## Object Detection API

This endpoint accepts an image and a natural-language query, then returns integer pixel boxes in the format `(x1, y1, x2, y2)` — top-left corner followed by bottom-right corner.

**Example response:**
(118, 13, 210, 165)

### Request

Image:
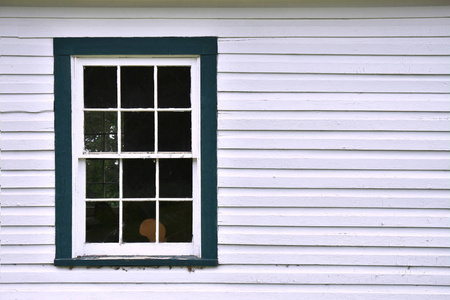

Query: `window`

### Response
(54, 38, 217, 266)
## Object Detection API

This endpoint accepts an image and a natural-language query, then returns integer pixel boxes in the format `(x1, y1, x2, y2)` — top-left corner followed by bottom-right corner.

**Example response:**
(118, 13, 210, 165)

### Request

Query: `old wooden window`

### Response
(54, 38, 217, 266)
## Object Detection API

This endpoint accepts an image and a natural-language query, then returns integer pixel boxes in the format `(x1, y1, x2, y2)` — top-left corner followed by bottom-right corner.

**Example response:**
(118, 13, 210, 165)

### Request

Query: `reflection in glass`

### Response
(123, 159, 156, 198)
(158, 112, 191, 152)
(160, 201, 192, 243)
(158, 66, 191, 108)
(123, 201, 156, 243)
(84, 66, 117, 108)
(86, 159, 119, 198)
(159, 159, 192, 198)
(84, 111, 117, 152)
(121, 66, 154, 108)
(122, 112, 154, 152)
(86, 201, 119, 243)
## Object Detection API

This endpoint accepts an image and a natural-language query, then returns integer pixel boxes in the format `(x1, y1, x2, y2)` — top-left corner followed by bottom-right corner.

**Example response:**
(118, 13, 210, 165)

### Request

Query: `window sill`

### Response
(54, 256, 218, 267)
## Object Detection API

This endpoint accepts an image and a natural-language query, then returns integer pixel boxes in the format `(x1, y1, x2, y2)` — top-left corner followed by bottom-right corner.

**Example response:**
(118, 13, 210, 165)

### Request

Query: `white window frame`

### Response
(71, 56, 201, 257)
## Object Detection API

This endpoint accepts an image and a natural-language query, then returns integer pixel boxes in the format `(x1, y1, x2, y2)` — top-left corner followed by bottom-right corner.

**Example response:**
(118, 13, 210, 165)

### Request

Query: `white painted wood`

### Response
(1, 245, 55, 264)
(218, 131, 450, 151)
(219, 169, 450, 189)
(2, 6, 450, 19)
(1, 207, 55, 226)
(2, 265, 450, 285)
(2, 284, 450, 300)
(2, 226, 54, 245)
(219, 37, 450, 55)
(0, 74, 54, 94)
(0, 37, 53, 56)
(218, 93, 450, 112)
(218, 188, 450, 209)
(1, 171, 55, 188)
(218, 150, 450, 170)
(2, 18, 450, 38)
(219, 111, 450, 131)
(218, 226, 450, 247)
(218, 245, 450, 266)
(218, 73, 450, 93)
(1, 189, 55, 207)
(218, 55, 450, 75)
(0, 56, 53, 75)
(218, 208, 450, 228)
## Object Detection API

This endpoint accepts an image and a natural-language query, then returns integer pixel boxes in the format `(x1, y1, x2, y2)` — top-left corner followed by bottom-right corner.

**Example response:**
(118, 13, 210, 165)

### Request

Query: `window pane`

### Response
(121, 66, 154, 108)
(122, 112, 155, 152)
(160, 201, 192, 243)
(86, 201, 119, 243)
(158, 112, 191, 152)
(159, 159, 192, 198)
(84, 66, 117, 108)
(123, 159, 156, 198)
(84, 111, 117, 152)
(86, 159, 119, 198)
(123, 201, 157, 243)
(157, 66, 191, 108)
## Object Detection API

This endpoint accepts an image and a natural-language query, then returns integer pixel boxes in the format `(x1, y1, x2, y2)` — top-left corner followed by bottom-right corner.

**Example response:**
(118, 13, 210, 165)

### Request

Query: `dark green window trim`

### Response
(54, 37, 217, 267)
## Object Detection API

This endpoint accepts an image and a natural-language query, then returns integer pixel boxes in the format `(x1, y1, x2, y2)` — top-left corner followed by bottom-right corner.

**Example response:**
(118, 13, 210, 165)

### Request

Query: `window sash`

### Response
(72, 57, 201, 257)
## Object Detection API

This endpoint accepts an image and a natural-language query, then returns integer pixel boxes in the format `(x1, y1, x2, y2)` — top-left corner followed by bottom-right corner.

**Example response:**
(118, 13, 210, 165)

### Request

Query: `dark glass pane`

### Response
(86, 201, 119, 243)
(84, 111, 117, 152)
(157, 66, 191, 108)
(121, 66, 154, 108)
(159, 159, 192, 198)
(122, 112, 154, 152)
(84, 66, 117, 108)
(158, 112, 191, 152)
(160, 201, 192, 243)
(123, 201, 157, 243)
(86, 159, 119, 198)
(123, 159, 156, 198)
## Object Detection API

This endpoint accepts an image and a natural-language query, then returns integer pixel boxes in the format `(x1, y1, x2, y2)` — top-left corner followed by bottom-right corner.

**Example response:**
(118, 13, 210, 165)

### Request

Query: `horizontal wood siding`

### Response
(1, 5, 449, 299)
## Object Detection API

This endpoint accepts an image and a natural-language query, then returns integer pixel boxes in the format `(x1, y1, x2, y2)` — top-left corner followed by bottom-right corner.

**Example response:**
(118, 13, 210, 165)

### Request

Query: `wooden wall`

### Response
(1, 5, 450, 299)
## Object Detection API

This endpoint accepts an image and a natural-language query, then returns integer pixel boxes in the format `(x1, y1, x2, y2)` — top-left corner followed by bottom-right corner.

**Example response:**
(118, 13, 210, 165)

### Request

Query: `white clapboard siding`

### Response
(218, 54, 450, 75)
(1, 17, 450, 38)
(2, 226, 55, 245)
(219, 111, 450, 131)
(2, 245, 450, 267)
(1, 94, 54, 112)
(1, 189, 55, 207)
(218, 73, 450, 93)
(2, 149, 55, 171)
(0, 56, 53, 75)
(218, 208, 450, 228)
(219, 96, 450, 112)
(0, 37, 53, 56)
(1, 5, 450, 300)
(2, 285, 450, 300)
(218, 188, 450, 209)
(218, 131, 450, 151)
(2, 265, 450, 286)
(0, 75, 54, 94)
(219, 37, 450, 55)
(218, 150, 450, 170)
(219, 169, 450, 189)
(1, 245, 55, 264)
(219, 245, 450, 266)
(1, 171, 55, 189)
(218, 93, 450, 112)
(218, 226, 450, 247)
(2, 6, 450, 19)
(1, 207, 55, 226)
